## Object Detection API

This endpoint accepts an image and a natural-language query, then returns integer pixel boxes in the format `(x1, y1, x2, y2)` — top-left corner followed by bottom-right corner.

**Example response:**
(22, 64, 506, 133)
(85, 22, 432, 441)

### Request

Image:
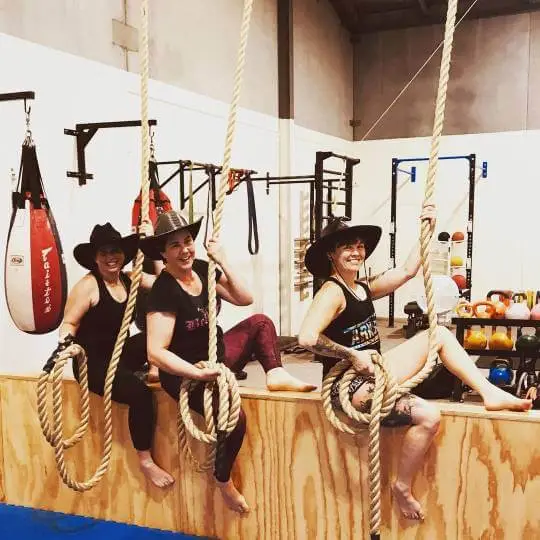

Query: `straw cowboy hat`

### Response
(140, 210, 203, 260)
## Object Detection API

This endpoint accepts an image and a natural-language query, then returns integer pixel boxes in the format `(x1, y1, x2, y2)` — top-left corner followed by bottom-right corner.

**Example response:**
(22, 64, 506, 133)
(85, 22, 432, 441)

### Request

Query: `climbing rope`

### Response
(321, 1, 459, 537)
(177, 0, 254, 472)
(36, 0, 152, 491)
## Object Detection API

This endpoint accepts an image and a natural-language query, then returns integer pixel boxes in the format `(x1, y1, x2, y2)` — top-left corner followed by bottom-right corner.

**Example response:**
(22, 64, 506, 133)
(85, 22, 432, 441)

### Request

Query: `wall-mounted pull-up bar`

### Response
(64, 119, 157, 186)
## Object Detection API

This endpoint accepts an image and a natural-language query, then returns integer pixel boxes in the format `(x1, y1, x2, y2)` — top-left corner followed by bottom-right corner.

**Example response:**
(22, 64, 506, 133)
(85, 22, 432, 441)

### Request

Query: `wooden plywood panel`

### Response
(2, 376, 540, 539)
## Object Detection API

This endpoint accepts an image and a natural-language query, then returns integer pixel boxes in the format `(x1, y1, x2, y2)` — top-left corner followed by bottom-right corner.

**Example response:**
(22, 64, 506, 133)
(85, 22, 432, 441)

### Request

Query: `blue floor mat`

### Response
(0, 503, 209, 539)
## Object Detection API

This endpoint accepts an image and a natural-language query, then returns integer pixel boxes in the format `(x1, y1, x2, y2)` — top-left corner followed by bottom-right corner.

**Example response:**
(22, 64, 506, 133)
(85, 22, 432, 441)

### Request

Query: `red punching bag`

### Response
(132, 159, 172, 230)
(132, 159, 171, 331)
(4, 139, 68, 334)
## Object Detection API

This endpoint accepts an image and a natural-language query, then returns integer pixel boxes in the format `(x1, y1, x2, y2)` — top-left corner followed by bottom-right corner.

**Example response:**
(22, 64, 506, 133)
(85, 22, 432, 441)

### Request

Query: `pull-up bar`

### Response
(394, 154, 488, 183)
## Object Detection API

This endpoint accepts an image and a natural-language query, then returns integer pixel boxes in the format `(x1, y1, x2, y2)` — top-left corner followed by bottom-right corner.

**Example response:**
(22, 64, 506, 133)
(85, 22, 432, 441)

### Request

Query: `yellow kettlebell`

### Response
(464, 327, 487, 350)
(456, 299, 473, 317)
(489, 326, 514, 351)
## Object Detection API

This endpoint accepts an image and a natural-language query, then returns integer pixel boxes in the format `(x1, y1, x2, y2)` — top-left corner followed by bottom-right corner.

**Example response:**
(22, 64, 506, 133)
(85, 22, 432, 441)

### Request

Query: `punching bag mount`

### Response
(0, 91, 35, 103)
(64, 119, 157, 186)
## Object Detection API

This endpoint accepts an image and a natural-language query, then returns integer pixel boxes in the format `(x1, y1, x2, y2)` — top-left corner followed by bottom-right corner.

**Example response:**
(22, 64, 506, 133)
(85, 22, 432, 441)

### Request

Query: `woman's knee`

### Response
(412, 398, 441, 434)
(434, 325, 456, 351)
(248, 313, 275, 329)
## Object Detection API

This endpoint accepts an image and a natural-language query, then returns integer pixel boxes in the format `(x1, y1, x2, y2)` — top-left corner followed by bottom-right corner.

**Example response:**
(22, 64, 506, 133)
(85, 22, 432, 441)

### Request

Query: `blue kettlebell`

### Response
(488, 359, 513, 386)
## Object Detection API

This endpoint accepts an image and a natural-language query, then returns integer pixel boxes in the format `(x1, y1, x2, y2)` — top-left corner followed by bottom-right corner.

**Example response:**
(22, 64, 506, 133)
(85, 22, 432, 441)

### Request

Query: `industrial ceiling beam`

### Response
(351, 3, 540, 36)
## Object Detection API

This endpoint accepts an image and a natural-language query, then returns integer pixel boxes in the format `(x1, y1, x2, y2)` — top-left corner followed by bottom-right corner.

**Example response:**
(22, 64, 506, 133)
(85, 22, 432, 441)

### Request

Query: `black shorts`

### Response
(328, 373, 414, 428)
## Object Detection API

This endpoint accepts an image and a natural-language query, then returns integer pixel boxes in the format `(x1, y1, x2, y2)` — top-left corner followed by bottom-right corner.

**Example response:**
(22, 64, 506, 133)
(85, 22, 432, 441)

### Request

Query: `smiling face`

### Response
(328, 236, 366, 276)
(161, 230, 196, 272)
(94, 244, 125, 278)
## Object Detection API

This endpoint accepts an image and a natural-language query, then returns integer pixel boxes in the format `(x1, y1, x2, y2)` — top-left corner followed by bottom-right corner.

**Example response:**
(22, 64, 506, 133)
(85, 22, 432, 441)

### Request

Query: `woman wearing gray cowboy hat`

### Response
(142, 210, 315, 513)
(58, 221, 174, 488)
(298, 208, 531, 521)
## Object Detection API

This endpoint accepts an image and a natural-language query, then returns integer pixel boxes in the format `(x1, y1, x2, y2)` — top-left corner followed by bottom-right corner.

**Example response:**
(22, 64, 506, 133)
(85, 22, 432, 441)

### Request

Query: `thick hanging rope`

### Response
(177, 0, 254, 472)
(321, 1, 459, 537)
(36, 0, 152, 491)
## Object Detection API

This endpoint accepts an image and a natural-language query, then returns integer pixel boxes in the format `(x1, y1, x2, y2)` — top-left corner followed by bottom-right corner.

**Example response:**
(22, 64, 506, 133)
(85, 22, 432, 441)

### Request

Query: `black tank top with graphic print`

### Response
(320, 277, 381, 377)
(145, 260, 224, 364)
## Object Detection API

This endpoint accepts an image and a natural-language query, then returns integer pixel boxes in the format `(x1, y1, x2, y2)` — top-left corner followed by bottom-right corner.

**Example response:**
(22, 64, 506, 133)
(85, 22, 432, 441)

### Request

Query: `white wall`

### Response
(0, 33, 354, 375)
(353, 131, 538, 319)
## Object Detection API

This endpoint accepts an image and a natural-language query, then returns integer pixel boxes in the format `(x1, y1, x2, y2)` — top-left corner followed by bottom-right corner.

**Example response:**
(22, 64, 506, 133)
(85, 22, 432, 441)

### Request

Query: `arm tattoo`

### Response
(304, 334, 356, 361)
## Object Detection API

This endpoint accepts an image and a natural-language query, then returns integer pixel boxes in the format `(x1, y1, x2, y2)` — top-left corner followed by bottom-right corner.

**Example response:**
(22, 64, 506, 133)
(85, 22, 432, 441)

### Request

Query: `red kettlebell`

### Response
(486, 290, 511, 319)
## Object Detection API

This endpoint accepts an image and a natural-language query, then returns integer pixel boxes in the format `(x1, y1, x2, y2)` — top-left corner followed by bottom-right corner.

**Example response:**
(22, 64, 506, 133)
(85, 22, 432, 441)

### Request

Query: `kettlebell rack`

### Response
(388, 153, 488, 328)
(451, 316, 540, 402)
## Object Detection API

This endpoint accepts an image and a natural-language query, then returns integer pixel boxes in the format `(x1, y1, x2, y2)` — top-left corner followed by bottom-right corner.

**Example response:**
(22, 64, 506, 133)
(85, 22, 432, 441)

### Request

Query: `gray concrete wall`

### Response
(354, 13, 540, 140)
(0, 0, 353, 139)
(294, 0, 354, 140)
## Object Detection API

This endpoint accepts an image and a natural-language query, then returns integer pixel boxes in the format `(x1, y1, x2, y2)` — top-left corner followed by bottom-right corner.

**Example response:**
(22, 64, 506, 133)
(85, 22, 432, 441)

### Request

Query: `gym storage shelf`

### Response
(451, 317, 540, 401)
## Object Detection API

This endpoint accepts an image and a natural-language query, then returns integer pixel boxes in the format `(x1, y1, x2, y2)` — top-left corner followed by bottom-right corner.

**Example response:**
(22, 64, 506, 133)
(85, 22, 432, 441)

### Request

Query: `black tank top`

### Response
(76, 270, 132, 362)
(146, 260, 225, 364)
(321, 278, 381, 376)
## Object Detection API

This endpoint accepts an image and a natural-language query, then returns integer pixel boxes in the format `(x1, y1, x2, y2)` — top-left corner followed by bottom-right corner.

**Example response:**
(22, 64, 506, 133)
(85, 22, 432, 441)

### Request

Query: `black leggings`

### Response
(159, 314, 281, 482)
(73, 333, 155, 451)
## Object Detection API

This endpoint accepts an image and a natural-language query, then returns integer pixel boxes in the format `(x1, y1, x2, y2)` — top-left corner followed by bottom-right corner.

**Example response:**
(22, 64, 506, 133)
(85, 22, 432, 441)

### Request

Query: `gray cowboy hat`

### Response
(304, 217, 382, 278)
(140, 210, 203, 260)
(73, 223, 139, 270)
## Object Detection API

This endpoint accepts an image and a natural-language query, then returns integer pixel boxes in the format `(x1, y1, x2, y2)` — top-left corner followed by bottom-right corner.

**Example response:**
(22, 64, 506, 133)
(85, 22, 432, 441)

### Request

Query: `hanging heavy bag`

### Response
(5, 138, 67, 334)
(131, 158, 171, 330)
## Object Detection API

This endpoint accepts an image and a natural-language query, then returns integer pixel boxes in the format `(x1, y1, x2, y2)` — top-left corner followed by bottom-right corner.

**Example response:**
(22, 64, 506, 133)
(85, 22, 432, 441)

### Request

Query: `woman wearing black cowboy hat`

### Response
(298, 207, 531, 521)
(142, 210, 315, 513)
(58, 221, 174, 488)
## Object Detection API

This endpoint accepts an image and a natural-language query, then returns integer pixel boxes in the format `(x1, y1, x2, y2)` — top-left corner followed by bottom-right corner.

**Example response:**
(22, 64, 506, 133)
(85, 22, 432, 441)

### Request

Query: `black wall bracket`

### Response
(0, 91, 35, 103)
(64, 119, 157, 186)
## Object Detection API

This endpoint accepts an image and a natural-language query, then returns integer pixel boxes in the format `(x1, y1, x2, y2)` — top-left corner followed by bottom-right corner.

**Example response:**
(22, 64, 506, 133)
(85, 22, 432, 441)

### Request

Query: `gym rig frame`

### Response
(389, 153, 488, 333)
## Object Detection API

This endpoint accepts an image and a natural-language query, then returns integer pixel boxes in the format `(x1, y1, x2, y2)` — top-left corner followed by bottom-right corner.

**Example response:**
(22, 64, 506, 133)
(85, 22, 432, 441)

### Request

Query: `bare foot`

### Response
(139, 459, 175, 488)
(391, 481, 424, 521)
(482, 386, 532, 412)
(216, 479, 250, 514)
(266, 367, 317, 392)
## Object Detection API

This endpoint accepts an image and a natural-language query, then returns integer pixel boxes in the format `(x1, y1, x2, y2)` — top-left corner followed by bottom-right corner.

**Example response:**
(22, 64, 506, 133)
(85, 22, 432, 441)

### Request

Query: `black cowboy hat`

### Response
(304, 217, 382, 278)
(73, 223, 139, 270)
(140, 210, 203, 260)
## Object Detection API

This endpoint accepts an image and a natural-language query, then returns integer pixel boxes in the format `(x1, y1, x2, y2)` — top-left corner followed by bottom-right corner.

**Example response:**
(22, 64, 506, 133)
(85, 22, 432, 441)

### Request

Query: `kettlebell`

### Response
(515, 332, 539, 353)
(486, 290, 511, 319)
(530, 292, 540, 320)
(455, 299, 473, 317)
(488, 359, 513, 387)
(506, 292, 531, 320)
(450, 256, 463, 267)
(472, 301, 496, 319)
(489, 326, 513, 351)
(464, 327, 487, 350)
